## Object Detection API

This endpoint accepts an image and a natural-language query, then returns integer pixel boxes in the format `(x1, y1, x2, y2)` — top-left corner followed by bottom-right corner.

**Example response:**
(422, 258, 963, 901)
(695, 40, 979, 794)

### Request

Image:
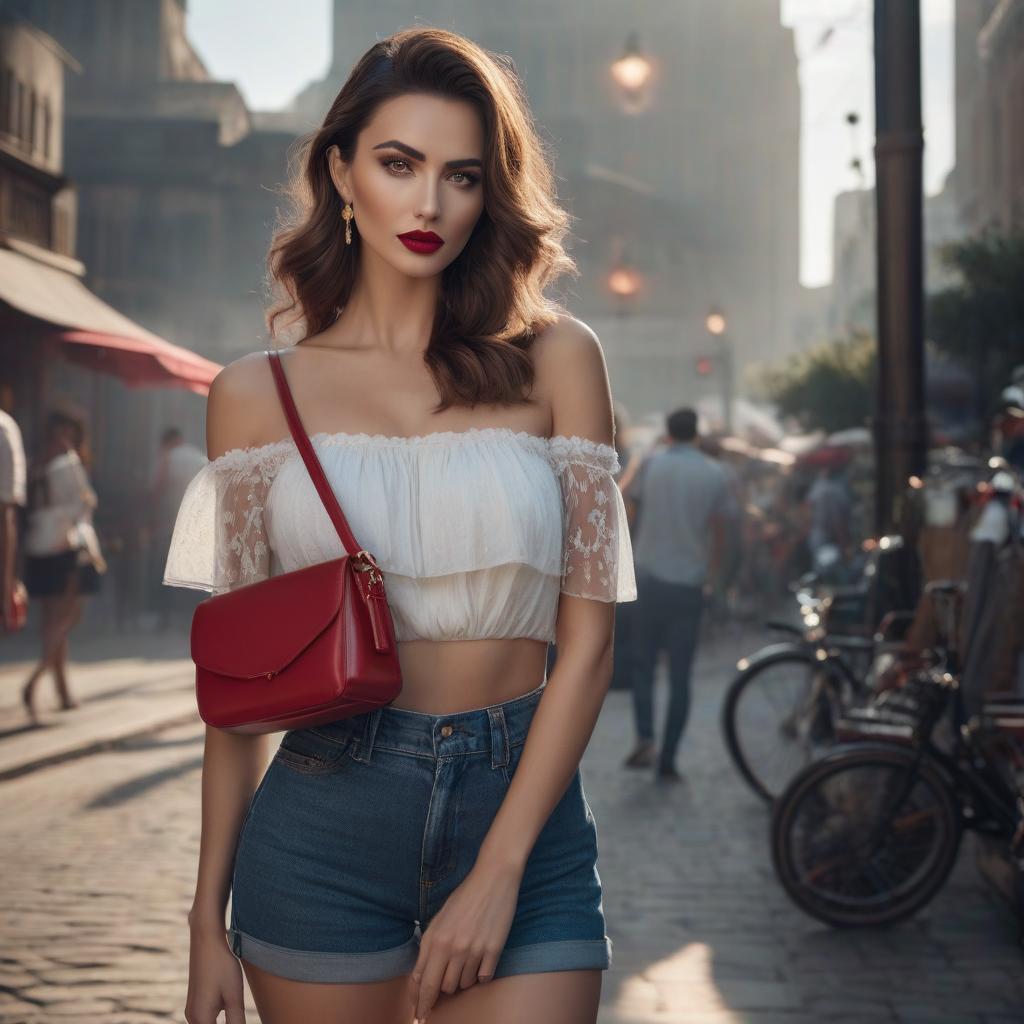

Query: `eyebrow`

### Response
(372, 139, 483, 170)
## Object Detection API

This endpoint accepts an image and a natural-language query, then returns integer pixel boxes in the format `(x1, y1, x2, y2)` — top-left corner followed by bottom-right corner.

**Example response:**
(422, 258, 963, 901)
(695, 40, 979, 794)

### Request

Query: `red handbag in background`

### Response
(3, 579, 28, 633)
(188, 348, 403, 733)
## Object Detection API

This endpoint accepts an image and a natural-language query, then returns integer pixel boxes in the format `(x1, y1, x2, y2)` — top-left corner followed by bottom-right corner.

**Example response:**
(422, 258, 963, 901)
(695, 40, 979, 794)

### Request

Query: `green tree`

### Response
(927, 229, 1024, 422)
(760, 333, 876, 435)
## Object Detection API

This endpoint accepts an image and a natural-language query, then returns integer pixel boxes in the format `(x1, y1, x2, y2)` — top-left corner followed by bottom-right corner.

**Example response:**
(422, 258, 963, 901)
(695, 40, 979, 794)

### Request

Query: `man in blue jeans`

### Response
(623, 408, 738, 781)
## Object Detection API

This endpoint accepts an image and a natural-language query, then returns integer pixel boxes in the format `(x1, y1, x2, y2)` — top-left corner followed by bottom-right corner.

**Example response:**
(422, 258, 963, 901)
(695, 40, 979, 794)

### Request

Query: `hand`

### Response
(408, 861, 521, 1021)
(184, 925, 246, 1024)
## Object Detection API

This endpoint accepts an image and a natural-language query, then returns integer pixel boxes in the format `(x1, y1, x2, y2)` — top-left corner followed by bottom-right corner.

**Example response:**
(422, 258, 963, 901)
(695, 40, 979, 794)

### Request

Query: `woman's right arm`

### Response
(187, 358, 275, 938)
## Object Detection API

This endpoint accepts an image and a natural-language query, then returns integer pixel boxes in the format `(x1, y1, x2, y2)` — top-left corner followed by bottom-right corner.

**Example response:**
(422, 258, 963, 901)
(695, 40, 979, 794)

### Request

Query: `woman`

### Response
(22, 409, 104, 724)
(164, 27, 636, 1024)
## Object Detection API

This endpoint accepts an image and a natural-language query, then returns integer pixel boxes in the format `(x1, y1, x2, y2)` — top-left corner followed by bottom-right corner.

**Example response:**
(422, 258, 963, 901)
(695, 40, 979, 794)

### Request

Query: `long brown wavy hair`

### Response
(265, 27, 576, 411)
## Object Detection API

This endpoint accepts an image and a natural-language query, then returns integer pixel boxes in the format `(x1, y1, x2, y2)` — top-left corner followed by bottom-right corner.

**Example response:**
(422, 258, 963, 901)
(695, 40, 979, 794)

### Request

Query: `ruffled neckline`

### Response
(209, 426, 620, 474)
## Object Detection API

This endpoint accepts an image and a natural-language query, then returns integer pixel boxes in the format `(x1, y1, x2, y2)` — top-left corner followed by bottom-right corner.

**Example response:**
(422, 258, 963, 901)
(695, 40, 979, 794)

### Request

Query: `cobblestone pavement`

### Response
(1, 624, 1022, 1023)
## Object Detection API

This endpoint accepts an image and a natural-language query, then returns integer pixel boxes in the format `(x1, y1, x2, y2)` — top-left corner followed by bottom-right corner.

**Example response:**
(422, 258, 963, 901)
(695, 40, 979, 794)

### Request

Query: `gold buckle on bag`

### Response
(352, 549, 383, 588)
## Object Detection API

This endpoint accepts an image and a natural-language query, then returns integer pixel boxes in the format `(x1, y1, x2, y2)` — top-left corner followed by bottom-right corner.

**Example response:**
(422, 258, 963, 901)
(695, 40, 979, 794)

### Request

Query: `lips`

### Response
(397, 230, 444, 254)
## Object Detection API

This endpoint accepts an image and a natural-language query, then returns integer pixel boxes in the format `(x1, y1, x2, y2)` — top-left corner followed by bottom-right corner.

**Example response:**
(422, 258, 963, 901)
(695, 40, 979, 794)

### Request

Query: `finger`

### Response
(224, 996, 247, 1024)
(440, 952, 467, 995)
(476, 948, 500, 984)
(415, 953, 448, 1022)
(409, 943, 429, 1012)
(459, 951, 483, 990)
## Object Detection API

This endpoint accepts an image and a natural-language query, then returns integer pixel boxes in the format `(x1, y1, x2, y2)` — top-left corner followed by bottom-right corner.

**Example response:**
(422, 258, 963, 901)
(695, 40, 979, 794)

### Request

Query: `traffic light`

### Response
(695, 356, 714, 376)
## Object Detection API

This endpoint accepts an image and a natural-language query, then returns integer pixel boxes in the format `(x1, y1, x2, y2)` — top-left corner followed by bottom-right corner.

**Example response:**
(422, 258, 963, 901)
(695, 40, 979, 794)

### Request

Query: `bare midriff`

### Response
(391, 637, 550, 714)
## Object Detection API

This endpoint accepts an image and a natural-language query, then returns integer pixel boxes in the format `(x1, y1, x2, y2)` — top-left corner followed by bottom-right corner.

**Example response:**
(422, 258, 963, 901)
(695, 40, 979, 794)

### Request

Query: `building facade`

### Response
(953, 0, 1024, 233)
(5, 0, 804, 424)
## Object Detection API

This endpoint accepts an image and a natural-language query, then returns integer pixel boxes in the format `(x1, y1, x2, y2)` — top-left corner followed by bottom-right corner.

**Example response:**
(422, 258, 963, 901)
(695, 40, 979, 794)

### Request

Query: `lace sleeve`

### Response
(549, 436, 638, 603)
(161, 443, 291, 595)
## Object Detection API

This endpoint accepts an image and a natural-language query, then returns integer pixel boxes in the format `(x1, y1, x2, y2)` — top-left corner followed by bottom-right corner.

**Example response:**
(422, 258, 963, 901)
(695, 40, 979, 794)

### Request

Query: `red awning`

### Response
(0, 241, 222, 394)
(57, 329, 221, 395)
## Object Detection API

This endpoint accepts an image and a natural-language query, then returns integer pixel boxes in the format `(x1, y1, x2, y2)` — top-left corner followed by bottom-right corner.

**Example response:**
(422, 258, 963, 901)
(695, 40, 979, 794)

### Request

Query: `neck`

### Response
(332, 244, 441, 357)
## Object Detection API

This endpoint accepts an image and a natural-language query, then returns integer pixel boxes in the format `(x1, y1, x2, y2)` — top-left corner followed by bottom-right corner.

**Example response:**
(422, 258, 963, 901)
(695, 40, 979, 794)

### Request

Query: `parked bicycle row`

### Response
(723, 456, 1024, 940)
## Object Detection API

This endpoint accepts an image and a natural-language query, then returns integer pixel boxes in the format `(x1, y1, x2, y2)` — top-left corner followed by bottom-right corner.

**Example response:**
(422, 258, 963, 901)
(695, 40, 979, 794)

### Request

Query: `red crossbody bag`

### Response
(189, 348, 403, 733)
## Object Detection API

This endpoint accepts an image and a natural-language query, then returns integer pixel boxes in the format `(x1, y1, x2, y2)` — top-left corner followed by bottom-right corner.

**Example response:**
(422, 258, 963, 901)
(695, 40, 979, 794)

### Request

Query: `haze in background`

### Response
(189, 0, 955, 290)
(781, 0, 953, 287)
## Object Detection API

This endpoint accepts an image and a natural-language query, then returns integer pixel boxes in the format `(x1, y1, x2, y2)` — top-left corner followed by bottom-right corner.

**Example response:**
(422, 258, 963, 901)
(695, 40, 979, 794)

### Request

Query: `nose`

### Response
(415, 176, 441, 223)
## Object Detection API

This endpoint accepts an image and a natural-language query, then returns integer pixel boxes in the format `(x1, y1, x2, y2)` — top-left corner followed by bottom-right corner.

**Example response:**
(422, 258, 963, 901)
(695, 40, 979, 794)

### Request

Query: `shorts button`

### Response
(440, 724, 453, 737)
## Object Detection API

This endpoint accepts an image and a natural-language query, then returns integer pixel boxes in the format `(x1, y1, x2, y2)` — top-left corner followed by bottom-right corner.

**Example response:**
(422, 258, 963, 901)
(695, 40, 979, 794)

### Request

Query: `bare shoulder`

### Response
(531, 314, 605, 380)
(205, 349, 280, 461)
(531, 315, 614, 445)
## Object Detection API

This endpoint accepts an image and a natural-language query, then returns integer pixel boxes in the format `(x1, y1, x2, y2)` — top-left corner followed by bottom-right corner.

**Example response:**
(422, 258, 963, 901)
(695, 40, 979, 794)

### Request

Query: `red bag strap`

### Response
(265, 348, 363, 559)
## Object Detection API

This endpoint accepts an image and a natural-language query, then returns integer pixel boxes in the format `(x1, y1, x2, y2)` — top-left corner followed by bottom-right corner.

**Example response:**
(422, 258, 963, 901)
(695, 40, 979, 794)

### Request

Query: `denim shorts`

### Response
(227, 679, 612, 983)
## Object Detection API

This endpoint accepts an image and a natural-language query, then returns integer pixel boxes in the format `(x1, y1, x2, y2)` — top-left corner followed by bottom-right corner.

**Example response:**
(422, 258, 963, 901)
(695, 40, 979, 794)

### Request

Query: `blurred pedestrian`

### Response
(699, 435, 744, 622)
(21, 408, 106, 724)
(995, 385, 1024, 473)
(805, 455, 852, 574)
(0, 386, 27, 634)
(148, 427, 207, 628)
(623, 408, 739, 781)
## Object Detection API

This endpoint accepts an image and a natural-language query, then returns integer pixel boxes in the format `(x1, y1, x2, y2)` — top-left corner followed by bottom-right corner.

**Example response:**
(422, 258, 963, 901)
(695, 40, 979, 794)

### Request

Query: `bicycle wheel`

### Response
(771, 745, 962, 928)
(722, 649, 846, 803)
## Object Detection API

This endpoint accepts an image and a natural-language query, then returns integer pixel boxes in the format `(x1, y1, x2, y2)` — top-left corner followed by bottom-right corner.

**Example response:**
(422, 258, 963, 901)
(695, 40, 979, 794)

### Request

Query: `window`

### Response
(10, 77, 21, 140)
(42, 97, 51, 159)
(28, 88, 37, 152)
(19, 80, 31, 147)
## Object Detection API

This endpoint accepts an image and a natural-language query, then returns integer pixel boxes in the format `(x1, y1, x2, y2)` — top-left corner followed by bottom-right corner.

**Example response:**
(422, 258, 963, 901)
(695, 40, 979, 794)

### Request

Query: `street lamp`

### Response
(705, 306, 734, 435)
(705, 311, 726, 337)
(608, 266, 643, 299)
(607, 264, 643, 319)
(610, 34, 653, 112)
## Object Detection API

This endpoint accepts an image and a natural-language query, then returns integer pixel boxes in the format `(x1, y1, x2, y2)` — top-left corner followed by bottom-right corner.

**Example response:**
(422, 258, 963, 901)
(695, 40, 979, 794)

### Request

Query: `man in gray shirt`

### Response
(623, 407, 738, 781)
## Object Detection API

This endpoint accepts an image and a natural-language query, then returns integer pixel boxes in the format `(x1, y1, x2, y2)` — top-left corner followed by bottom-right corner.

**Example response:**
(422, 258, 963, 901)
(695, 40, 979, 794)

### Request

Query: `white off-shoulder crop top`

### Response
(162, 427, 637, 643)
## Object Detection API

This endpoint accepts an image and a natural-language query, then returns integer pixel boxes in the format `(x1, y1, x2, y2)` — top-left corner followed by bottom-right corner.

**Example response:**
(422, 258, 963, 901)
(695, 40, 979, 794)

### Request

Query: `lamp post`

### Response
(705, 307, 734, 435)
(873, 1, 926, 535)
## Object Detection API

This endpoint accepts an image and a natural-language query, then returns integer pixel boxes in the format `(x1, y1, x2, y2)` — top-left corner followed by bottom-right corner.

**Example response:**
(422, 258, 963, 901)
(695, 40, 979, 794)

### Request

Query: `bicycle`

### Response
(770, 582, 1024, 933)
(722, 537, 914, 803)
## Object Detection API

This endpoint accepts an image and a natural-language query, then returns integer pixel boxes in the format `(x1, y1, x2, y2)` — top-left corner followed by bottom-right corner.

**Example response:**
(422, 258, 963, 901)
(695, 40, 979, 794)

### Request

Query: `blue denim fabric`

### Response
(630, 571, 704, 771)
(227, 680, 612, 983)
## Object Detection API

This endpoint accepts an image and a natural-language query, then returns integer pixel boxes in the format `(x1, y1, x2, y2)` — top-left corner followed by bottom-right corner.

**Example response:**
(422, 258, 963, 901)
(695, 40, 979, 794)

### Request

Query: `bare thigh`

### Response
(242, 961, 601, 1024)
(241, 959, 413, 1024)
(429, 970, 601, 1024)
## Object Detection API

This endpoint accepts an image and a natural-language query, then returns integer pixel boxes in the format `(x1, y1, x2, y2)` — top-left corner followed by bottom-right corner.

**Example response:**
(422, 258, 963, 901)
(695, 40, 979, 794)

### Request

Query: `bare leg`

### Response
(429, 969, 601, 1024)
(21, 594, 65, 724)
(54, 579, 83, 711)
(241, 959, 415, 1024)
(22, 573, 81, 720)
(240, 961, 601, 1024)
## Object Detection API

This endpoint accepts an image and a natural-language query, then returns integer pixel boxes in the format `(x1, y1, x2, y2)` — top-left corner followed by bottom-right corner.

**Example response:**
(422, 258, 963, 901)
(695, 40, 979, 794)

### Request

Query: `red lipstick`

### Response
(397, 230, 444, 254)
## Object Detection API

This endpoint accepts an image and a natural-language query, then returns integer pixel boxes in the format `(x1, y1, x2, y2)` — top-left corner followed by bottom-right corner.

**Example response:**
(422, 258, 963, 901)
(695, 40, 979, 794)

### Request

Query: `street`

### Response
(1, 624, 1022, 1023)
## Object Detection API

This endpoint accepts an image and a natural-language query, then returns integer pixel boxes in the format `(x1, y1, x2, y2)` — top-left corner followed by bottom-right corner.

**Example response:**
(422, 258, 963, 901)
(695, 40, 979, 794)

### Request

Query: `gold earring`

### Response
(342, 202, 354, 245)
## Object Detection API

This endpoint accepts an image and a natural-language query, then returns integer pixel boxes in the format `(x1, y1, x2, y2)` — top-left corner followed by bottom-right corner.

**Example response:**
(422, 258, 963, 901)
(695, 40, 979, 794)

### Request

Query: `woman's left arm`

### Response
(409, 320, 629, 1021)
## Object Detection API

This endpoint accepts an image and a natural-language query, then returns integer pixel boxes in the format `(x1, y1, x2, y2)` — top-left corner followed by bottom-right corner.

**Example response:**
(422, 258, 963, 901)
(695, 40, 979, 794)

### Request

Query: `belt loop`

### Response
(351, 708, 382, 764)
(487, 706, 509, 771)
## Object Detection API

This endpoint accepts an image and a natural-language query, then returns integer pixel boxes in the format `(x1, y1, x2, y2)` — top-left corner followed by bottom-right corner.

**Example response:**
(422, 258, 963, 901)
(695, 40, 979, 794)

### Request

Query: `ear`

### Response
(326, 145, 352, 204)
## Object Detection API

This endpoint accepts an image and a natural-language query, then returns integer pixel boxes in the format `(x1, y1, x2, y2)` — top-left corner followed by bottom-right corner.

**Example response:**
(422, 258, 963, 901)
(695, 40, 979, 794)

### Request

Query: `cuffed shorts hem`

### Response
(229, 927, 612, 984)
(491, 938, 613, 979)
(229, 927, 419, 983)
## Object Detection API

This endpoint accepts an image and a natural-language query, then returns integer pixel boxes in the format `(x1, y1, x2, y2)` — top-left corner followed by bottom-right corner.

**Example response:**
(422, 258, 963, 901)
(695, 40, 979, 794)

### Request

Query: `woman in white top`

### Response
(22, 409, 104, 723)
(165, 28, 635, 1024)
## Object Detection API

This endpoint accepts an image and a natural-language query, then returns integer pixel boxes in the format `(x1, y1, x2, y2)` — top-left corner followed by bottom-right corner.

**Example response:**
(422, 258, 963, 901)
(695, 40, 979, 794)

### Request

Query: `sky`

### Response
(187, 0, 956, 290)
